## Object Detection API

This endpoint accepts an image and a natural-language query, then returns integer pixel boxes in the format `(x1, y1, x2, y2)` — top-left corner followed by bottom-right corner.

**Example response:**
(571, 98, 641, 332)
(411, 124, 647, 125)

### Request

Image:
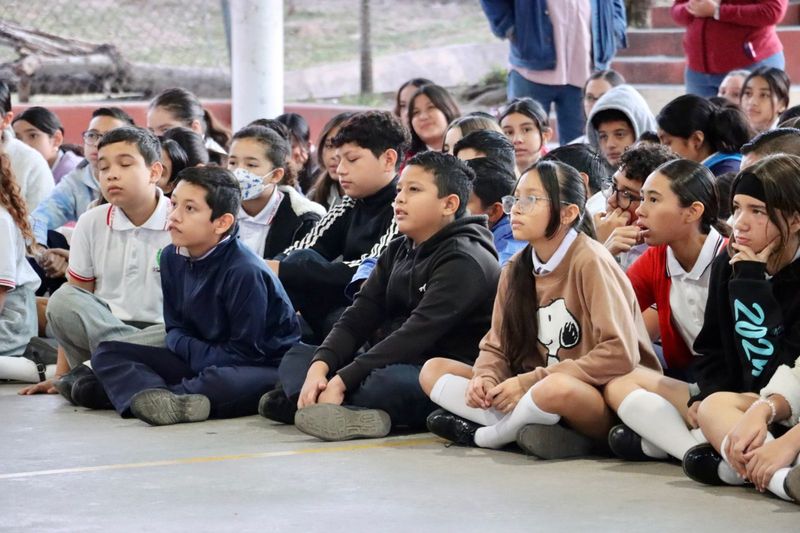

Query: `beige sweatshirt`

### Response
(474, 233, 661, 390)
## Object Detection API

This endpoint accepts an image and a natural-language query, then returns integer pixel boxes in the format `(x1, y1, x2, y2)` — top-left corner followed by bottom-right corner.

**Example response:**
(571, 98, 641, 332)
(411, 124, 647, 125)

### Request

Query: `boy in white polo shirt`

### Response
(38, 127, 171, 405)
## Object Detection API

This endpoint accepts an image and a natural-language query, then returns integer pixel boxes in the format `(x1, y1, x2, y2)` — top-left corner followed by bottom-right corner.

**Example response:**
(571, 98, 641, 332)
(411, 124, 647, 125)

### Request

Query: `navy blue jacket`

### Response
(480, 0, 627, 71)
(162, 229, 301, 373)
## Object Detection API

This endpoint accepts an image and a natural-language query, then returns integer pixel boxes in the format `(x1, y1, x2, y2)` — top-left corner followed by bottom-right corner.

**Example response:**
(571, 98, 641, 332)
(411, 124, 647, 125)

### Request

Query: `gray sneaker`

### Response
(294, 403, 391, 441)
(130, 389, 210, 426)
(784, 464, 800, 503)
(516, 423, 595, 460)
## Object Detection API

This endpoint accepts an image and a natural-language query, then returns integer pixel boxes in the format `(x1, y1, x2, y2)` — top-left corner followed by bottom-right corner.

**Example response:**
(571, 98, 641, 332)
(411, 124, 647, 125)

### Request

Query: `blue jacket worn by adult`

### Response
(162, 228, 301, 373)
(480, 0, 628, 72)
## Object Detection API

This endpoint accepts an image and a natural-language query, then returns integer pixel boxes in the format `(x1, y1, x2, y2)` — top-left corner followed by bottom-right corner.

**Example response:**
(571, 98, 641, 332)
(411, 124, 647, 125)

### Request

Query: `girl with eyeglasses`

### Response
(419, 160, 660, 458)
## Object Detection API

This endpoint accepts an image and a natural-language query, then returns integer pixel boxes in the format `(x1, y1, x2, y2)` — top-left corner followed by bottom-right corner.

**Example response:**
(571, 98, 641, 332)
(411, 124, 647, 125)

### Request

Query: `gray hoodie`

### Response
(586, 85, 657, 149)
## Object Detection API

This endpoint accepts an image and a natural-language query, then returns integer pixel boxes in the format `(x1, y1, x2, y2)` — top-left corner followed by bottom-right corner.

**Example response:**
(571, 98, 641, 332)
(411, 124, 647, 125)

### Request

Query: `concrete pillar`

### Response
(229, 0, 283, 130)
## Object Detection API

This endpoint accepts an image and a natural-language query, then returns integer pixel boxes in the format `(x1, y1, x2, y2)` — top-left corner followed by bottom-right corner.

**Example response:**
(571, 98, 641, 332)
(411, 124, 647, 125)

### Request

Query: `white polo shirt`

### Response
(0, 206, 41, 292)
(532, 229, 578, 275)
(237, 189, 283, 258)
(67, 191, 172, 323)
(667, 227, 725, 352)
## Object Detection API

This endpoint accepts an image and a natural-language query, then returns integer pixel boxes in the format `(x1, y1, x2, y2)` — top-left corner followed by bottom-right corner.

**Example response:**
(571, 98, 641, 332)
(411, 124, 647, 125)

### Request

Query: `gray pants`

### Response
(46, 284, 166, 368)
(0, 286, 37, 358)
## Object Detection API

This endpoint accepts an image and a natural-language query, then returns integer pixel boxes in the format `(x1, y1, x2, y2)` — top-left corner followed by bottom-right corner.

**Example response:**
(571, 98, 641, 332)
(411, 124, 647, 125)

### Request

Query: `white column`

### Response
(230, 0, 283, 130)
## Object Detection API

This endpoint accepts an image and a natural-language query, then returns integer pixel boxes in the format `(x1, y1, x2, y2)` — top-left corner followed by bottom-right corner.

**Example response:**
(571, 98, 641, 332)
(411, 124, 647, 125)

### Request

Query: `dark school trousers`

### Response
(278, 343, 436, 430)
(92, 341, 278, 419)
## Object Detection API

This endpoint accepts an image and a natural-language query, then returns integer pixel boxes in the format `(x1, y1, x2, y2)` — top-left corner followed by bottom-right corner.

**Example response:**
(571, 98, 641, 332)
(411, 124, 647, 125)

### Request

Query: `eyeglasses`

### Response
(501, 195, 553, 215)
(602, 182, 643, 210)
(82, 131, 103, 146)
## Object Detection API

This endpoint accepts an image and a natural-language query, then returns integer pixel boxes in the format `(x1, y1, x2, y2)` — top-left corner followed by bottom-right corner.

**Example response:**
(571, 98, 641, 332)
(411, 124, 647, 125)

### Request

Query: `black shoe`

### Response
(22, 337, 58, 381)
(52, 364, 94, 405)
(258, 387, 297, 425)
(608, 424, 651, 461)
(784, 464, 800, 502)
(71, 375, 113, 410)
(130, 389, 210, 426)
(517, 423, 594, 460)
(426, 408, 479, 447)
(683, 443, 724, 485)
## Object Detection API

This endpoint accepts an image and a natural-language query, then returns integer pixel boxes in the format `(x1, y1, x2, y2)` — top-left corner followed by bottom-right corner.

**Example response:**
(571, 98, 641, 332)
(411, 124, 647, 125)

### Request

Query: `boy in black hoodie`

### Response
(259, 151, 501, 441)
(267, 111, 406, 343)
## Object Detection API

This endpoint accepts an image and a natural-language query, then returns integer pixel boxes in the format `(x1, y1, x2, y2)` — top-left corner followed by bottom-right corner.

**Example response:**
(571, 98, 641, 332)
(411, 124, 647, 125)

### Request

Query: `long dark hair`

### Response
(407, 84, 461, 154)
(654, 159, 730, 237)
(149, 87, 231, 150)
(277, 112, 318, 193)
(499, 97, 551, 147)
(501, 161, 593, 372)
(394, 77, 433, 118)
(309, 112, 355, 208)
(657, 95, 753, 154)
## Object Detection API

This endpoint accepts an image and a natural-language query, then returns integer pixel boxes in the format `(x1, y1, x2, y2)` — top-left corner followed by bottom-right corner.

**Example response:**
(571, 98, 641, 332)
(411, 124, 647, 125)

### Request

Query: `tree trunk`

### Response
(359, 0, 373, 95)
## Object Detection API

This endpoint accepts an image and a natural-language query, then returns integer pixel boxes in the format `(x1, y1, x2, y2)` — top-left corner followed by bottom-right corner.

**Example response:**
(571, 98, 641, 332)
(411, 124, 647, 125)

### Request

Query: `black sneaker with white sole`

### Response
(130, 388, 210, 426)
(294, 403, 391, 441)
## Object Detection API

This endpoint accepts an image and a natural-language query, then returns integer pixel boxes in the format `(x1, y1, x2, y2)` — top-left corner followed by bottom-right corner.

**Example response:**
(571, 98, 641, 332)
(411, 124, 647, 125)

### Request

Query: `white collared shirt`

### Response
(67, 190, 172, 323)
(667, 227, 724, 352)
(532, 229, 578, 275)
(237, 189, 284, 258)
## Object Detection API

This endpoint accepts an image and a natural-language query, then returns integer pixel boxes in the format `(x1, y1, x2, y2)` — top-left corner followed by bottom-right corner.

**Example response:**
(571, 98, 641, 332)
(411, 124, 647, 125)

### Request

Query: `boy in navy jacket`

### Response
(90, 166, 301, 425)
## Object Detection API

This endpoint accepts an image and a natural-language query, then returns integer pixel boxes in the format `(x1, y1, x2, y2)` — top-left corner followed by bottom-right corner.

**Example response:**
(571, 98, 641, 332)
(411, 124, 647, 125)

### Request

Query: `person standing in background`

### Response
(480, 0, 628, 145)
(673, 0, 787, 98)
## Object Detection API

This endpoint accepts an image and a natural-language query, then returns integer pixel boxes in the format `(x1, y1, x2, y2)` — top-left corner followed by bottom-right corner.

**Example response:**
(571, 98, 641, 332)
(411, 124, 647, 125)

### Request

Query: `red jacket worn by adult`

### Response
(672, 0, 787, 75)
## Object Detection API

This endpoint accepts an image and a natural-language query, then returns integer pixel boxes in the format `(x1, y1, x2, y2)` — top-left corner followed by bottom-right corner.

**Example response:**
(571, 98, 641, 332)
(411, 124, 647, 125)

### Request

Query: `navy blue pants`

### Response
(92, 341, 278, 419)
(279, 343, 436, 430)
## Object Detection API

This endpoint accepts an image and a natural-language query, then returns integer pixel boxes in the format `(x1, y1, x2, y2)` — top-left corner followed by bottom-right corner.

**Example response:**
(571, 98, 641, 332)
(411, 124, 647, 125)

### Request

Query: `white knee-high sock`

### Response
(764, 436, 796, 501)
(473, 392, 560, 449)
(0, 357, 52, 383)
(430, 374, 504, 426)
(617, 388, 698, 460)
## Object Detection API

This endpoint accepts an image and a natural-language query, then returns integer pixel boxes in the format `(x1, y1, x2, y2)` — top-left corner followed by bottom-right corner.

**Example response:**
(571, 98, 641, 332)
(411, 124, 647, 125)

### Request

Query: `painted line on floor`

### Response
(0, 437, 441, 480)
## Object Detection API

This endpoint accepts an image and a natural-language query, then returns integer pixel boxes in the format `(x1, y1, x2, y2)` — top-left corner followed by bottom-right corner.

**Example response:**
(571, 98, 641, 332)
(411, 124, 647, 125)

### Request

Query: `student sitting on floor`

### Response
(227, 125, 325, 259)
(20, 127, 170, 400)
(419, 160, 661, 458)
(464, 157, 526, 265)
(593, 143, 677, 271)
(259, 152, 500, 441)
(89, 167, 301, 426)
(0, 153, 49, 383)
(266, 111, 405, 343)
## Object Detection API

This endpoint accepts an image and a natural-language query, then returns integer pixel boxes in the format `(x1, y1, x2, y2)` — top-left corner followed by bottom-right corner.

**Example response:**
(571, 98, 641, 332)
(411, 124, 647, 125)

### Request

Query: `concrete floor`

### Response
(1, 384, 797, 532)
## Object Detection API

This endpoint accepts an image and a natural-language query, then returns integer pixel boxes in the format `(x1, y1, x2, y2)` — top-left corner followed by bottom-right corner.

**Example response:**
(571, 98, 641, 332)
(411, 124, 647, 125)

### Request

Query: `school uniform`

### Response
(51, 149, 83, 184)
(627, 228, 725, 373)
(30, 161, 98, 245)
(3, 130, 54, 212)
(0, 206, 41, 358)
(275, 178, 399, 341)
(279, 216, 501, 429)
(46, 191, 172, 368)
(92, 230, 301, 419)
(237, 185, 325, 259)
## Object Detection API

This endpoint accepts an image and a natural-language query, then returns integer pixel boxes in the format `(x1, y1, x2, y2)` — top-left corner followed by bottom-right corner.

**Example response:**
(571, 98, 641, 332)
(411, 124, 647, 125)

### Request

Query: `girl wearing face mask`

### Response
(228, 126, 326, 259)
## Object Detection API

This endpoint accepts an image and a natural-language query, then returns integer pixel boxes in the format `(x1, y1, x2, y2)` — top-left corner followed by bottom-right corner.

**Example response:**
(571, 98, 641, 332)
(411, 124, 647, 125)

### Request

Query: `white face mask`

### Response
(233, 167, 278, 201)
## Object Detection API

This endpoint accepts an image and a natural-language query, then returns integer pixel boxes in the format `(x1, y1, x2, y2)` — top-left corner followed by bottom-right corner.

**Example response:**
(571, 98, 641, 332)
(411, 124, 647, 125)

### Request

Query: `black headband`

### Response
(733, 172, 767, 203)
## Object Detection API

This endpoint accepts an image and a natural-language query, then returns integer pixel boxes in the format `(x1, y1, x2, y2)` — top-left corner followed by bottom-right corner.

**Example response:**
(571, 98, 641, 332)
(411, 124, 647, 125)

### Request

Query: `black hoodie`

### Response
(312, 215, 501, 390)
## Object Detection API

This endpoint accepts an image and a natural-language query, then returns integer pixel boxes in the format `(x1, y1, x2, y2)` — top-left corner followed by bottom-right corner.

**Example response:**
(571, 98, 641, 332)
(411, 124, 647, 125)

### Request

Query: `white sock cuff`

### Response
(522, 391, 561, 425)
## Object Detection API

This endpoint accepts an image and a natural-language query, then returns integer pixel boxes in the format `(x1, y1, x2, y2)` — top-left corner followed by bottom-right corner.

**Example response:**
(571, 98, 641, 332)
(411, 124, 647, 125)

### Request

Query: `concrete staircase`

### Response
(613, 1, 800, 111)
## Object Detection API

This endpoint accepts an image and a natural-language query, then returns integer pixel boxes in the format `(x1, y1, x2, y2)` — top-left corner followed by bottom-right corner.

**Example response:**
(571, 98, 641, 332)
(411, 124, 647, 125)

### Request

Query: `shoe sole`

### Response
(294, 404, 390, 441)
(130, 389, 210, 426)
(784, 465, 800, 502)
(517, 423, 594, 459)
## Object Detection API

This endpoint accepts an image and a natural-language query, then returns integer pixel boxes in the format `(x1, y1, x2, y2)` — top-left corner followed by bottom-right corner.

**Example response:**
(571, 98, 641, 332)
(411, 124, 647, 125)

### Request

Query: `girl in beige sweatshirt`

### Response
(419, 160, 660, 457)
